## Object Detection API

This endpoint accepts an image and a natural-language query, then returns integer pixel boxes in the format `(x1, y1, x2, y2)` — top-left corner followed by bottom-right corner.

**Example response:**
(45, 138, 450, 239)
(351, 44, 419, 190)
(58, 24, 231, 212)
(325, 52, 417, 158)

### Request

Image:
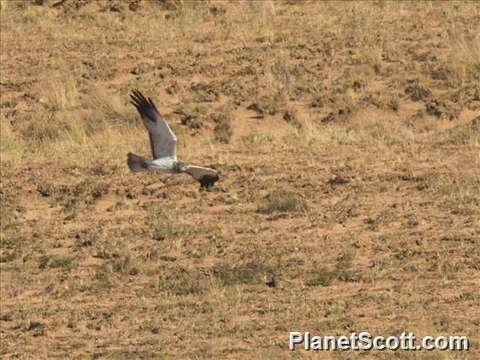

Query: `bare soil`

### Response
(1, 1, 479, 358)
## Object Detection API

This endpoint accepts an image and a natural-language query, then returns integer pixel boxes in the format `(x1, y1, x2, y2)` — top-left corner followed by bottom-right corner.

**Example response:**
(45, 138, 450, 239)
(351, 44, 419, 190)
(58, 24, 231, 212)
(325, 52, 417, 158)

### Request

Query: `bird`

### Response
(127, 90, 219, 189)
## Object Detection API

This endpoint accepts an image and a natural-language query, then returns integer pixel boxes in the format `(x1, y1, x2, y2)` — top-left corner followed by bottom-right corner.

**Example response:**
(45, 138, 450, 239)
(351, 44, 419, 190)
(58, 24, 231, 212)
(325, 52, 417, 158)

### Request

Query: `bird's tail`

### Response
(127, 152, 149, 172)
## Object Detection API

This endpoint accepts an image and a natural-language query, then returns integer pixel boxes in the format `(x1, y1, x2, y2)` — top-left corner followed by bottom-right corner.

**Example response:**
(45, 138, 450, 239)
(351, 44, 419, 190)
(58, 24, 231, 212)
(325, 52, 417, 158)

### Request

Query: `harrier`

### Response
(127, 90, 219, 189)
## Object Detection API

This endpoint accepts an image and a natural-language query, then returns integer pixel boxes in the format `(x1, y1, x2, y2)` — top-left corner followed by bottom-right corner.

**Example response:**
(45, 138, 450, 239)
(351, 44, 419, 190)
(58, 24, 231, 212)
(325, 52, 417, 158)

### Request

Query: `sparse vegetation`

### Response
(38, 255, 74, 269)
(211, 262, 264, 287)
(305, 267, 336, 287)
(1, 1, 479, 358)
(213, 109, 233, 144)
(48, 256, 74, 269)
(0, 252, 16, 263)
(151, 266, 205, 296)
(258, 191, 307, 214)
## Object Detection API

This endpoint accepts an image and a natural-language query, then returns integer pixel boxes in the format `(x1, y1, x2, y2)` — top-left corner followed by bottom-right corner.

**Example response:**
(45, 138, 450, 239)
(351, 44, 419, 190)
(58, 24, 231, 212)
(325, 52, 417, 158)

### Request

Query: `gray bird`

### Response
(127, 90, 219, 189)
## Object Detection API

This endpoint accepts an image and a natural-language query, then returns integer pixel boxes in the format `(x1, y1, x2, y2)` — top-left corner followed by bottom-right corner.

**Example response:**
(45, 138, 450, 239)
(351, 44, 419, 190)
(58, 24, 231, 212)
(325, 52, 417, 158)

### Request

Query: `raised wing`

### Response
(183, 165, 219, 188)
(130, 90, 177, 159)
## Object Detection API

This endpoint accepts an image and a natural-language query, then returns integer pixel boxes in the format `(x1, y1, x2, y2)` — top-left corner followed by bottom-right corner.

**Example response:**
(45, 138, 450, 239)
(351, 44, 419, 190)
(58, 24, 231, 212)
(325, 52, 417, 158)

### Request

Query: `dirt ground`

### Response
(1, 0, 479, 358)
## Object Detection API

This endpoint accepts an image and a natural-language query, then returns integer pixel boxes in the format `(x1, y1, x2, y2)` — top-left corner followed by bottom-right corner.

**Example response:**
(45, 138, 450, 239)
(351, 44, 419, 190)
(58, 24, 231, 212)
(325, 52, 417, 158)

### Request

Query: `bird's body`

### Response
(127, 90, 219, 189)
(149, 157, 178, 172)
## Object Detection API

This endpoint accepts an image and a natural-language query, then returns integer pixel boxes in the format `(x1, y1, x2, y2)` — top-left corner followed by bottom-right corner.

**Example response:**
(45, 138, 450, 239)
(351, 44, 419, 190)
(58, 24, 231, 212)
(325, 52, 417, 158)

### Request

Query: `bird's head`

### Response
(199, 174, 219, 189)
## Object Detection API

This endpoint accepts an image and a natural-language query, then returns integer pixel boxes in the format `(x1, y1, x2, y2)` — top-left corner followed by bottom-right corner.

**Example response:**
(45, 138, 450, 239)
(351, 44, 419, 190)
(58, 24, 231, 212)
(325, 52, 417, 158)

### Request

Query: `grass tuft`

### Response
(258, 191, 307, 214)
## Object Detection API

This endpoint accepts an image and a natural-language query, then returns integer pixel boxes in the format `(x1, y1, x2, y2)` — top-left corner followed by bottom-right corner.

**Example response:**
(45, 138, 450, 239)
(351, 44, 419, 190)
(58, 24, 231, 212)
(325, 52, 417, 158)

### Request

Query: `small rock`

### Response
(265, 273, 276, 288)
(126, 191, 137, 199)
(327, 175, 350, 186)
(142, 187, 153, 196)
(27, 321, 45, 336)
(0, 313, 12, 321)
(471, 116, 480, 127)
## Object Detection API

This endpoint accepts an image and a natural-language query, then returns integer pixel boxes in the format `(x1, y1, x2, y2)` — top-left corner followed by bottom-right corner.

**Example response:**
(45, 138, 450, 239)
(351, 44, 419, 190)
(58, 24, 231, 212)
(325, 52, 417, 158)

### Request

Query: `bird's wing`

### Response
(130, 89, 177, 159)
(182, 165, 218, 181)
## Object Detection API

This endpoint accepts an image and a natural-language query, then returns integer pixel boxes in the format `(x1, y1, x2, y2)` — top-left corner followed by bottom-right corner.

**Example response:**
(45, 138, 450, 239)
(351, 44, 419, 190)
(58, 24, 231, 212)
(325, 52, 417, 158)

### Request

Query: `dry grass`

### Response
(1, 1, 480, 359)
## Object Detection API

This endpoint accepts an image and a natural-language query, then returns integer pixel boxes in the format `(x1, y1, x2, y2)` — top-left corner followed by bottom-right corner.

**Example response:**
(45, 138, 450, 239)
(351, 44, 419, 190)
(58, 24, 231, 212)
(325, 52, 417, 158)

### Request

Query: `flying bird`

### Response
(127, 90, 219, 189)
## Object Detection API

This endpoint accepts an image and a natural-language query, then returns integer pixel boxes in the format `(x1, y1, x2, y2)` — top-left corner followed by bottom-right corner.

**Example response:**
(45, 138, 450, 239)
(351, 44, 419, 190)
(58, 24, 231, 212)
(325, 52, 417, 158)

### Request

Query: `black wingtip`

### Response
(129, 90, 147, 111)
(129, 90, 162, 122)
(129, 90, 156, 106)
(147, 97, 159, 112)
(131, 90, 160, 112)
